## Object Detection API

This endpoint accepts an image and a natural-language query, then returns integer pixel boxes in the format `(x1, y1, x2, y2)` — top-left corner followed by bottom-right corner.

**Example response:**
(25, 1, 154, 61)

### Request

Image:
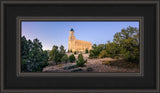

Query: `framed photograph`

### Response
(0, 0, 159, 93)
(17, 17, 143, 77)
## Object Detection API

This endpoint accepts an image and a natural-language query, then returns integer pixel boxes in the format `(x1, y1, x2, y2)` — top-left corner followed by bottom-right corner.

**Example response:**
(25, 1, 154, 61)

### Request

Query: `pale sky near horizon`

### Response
(22, 21, 139, 50)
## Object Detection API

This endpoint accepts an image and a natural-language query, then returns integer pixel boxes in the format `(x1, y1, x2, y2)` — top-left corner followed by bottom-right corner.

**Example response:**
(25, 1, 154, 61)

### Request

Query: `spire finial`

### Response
(70, 26, 74, 31)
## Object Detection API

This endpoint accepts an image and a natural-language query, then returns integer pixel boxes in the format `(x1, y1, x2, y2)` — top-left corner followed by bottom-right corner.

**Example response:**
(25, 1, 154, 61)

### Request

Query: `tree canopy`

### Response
(89, 26, 139, 62)
(21, 36, 49, 72)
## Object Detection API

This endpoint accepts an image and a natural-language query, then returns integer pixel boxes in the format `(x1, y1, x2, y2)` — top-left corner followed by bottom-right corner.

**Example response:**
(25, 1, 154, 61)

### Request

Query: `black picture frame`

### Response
(0, 0, 159, 93)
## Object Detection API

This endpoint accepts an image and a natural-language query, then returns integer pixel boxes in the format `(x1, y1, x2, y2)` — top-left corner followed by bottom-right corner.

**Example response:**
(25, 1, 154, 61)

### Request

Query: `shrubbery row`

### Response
(68, 48, 89, 54)
(89, 26, 139, 62)
(49, 45, 76, 64)
(49, 46, 87, 66)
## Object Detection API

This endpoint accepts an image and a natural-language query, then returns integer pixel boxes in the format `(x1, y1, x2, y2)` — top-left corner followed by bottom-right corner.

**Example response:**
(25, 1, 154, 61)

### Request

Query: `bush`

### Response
(74, 51, 77, 54)
(102, 60, 111, 65)
(69, 54, 76, 62)
(63, 64, 78, 70)
(106, 60, 138, 68)
(61, 54, 68, 64)
(71, 68, 83, 72)
(70, 49, 72, 53)
(99, 50, 108, 58)
(85, 48, 88, 53)
(110, 54, 115, 59)
(49, 45, 66, 65)
(76, 54, 87, 67)
(89, 44, 105, 58)
(115, 56, 119, 59)
(87, 67, 93, 72)
(37, 62, 49, 71)
(124, 51, 136, 62)
(89, 50, 98, 58)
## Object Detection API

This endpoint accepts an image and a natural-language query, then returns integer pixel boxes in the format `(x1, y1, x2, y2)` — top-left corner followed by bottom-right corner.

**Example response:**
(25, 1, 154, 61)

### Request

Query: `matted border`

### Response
(16, 16, 144, 77)
(0, 0, 159, 93)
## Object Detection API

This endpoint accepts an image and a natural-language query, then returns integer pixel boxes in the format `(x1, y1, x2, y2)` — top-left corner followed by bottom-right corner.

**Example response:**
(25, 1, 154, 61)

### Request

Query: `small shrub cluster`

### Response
(50, 46, 77, 64)
(74, 51, 77, 54)
(99, 50, 108, 58)
(85, 48, 88, 53)
(57, 64, 64, 68)
(124, 51, 139, 62)
(49, 45, 66, 65)
(102, 60, 111, 65)
(115, 56, 119, 59)
(61, 54, 68, 64)
(87, 67, 93, 72)
(89, 44, 106, 58)
(103, 60, 138, 68)
(71, 68, 83, 72)
(63, 64, 78, 70)
(69, 54, 76, 62)
(68, 49, 73, 53)
(76, 54, 87, 67)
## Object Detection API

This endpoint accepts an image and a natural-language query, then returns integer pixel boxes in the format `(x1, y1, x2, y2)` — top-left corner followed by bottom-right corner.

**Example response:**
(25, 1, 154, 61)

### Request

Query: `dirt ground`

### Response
(42, 53, 139, 72)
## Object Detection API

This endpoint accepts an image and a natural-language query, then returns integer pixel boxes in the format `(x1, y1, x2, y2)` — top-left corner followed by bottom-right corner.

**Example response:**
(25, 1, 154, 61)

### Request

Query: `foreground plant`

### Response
(69, 54, 76, 62)
(21, 36, 49, 72)
(76, 54, 87, 67)
(61, 54, 68, 64)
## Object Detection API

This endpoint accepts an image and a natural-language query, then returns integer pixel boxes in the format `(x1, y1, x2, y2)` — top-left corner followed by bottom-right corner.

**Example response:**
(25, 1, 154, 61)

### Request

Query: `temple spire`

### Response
(70, 26, 74, 31)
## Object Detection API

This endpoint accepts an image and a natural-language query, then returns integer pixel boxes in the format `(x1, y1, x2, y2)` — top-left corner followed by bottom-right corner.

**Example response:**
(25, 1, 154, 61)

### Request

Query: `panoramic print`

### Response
(21, 21, 140, 73)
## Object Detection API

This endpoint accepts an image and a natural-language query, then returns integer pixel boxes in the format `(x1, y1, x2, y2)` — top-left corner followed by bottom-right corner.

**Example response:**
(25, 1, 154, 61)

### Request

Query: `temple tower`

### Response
(68, 28, 75, 51)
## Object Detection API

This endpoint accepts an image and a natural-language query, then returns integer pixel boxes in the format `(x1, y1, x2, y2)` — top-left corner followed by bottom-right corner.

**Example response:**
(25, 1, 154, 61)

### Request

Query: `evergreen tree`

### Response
(21, 36, 49, 72)
(69, 54, 76, 62)
(85, 48, 88, 53)
(61, 54, 68, 64)
(76, 54, 87, 67)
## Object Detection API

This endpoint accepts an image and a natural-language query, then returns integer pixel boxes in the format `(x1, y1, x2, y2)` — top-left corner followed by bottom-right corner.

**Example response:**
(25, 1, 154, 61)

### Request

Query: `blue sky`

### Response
(22, 21, 139, 50)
